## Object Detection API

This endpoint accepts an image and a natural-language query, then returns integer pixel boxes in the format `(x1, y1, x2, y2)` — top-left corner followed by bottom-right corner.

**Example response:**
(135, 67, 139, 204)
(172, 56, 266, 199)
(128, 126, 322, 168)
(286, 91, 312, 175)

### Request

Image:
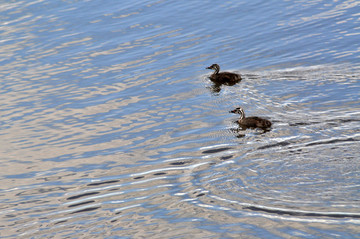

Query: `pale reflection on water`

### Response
(1, 0, 360, 238)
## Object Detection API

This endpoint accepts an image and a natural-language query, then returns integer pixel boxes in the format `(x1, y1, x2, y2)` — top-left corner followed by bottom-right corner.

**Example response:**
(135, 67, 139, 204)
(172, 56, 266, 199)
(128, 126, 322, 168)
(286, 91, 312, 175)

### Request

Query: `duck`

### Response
(206, 64, 242, 85)
(230, 107, 272, 129)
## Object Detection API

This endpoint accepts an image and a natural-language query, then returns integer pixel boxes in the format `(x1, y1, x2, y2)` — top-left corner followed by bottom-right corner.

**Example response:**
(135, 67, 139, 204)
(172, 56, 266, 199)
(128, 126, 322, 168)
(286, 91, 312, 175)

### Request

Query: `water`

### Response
(1, 0, 360, 238)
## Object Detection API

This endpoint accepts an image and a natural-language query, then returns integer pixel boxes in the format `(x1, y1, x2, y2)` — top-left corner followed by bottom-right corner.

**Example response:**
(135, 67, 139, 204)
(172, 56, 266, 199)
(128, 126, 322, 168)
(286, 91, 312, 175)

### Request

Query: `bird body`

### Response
(206, 64, 241, 84)
(230, 107, 272, 129)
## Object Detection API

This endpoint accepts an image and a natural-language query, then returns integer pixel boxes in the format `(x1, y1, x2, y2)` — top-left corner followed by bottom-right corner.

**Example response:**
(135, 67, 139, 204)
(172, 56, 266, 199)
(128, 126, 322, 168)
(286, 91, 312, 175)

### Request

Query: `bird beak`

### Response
(229, 110, 235, 113)
(206, 66, 211, 69)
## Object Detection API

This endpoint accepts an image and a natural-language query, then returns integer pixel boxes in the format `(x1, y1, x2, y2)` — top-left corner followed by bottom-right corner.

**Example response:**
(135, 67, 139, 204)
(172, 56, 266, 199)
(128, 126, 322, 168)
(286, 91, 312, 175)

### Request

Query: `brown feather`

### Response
(230, 107, 272, 129)
(206, 64, 241, 85)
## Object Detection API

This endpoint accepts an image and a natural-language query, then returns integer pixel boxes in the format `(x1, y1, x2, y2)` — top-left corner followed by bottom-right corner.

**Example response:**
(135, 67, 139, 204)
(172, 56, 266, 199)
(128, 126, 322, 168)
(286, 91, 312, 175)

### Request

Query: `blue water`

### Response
(1, 0, 360, 238)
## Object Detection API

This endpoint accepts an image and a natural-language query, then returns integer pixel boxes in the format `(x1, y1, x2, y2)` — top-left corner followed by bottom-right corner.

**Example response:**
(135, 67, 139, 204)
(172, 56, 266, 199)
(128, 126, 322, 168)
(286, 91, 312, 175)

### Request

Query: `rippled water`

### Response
(1, 0, 360, 238)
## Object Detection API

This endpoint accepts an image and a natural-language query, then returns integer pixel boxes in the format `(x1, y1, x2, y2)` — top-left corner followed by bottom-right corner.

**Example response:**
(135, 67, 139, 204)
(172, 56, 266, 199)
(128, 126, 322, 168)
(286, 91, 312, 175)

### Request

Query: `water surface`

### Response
(1, 0, 360, 238)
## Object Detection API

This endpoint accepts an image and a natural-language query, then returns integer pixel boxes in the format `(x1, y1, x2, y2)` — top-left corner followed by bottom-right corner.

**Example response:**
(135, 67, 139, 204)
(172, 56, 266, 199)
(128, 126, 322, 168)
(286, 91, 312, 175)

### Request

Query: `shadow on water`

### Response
(243, 205, 360, 219)
(207, 80, 240, 94)
(228, 126, 271, 138)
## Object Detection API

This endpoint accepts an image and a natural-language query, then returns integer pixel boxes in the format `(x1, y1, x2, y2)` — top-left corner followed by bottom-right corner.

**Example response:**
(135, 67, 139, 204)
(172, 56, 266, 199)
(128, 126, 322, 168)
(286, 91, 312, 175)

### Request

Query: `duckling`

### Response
(230, 107, 272, 129)
(206, 64, 242, 84)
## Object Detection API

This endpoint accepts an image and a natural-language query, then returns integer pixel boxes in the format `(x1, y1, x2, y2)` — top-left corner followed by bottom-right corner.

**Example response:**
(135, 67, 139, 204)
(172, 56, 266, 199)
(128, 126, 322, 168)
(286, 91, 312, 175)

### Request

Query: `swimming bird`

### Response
(230, 107, 272, 129)
(206, 64, 242, 84)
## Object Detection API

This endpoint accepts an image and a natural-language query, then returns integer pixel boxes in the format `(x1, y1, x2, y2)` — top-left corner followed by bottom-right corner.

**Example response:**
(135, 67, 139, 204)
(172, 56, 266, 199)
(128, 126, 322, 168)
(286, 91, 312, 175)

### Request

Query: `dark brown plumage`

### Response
(206, 64, 242, 85)
(230, 107, 272, 129)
